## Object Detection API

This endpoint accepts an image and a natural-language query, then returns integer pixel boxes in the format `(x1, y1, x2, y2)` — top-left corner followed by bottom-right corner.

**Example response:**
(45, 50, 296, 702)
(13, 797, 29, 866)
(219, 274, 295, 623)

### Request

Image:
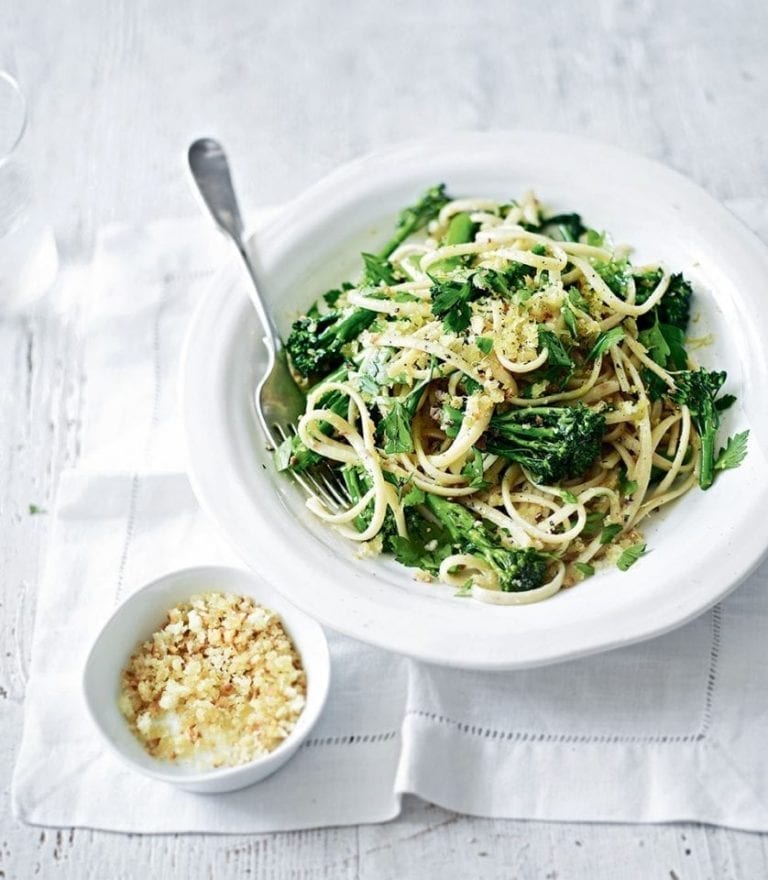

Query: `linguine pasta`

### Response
(276, 187, 745, 605)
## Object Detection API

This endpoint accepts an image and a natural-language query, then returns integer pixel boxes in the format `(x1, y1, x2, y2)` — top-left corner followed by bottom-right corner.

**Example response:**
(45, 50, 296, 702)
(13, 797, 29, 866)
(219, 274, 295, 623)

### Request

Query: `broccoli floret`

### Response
(287, 185, 451, 379)
(670, 369, 727, 490)
(634, 270, 693, 331)
(594, 258, 630, 296)
(484, 403, 606, 484)
(286, 308, 376, 380)
(424, 495, 548, 592)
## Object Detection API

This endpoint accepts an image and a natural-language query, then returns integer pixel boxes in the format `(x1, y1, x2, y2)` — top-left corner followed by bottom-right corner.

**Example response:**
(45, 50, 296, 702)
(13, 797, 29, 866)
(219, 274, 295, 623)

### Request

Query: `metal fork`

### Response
(187, 137, 350, 512)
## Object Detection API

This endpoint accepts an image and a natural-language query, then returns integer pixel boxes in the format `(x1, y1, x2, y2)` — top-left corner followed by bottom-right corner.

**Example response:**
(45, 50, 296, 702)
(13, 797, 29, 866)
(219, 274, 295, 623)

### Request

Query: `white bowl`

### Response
(82, 565, 330, 793)
(181, 132, 768, 670)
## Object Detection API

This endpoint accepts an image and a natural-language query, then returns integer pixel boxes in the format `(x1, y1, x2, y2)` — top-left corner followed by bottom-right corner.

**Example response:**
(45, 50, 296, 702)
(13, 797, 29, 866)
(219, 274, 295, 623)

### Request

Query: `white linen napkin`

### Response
(12, 200, 768, 832)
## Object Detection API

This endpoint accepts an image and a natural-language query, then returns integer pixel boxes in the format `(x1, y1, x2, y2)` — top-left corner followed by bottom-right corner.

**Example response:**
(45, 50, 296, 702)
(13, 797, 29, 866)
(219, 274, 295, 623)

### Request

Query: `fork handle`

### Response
(188, 138, 282, 355)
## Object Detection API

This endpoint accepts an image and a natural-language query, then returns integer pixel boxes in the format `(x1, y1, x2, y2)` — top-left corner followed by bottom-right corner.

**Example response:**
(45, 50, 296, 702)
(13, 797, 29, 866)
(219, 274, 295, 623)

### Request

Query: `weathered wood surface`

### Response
(2, 0, 767, 876)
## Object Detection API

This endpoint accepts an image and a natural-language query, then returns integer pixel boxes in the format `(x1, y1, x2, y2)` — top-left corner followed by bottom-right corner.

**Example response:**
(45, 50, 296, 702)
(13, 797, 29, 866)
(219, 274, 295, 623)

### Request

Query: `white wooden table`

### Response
(3, 1, 768, 876)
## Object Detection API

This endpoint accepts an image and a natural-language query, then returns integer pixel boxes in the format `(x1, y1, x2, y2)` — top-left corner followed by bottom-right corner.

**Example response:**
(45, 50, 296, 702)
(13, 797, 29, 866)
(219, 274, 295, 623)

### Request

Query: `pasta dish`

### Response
(276, 186, 747, 604)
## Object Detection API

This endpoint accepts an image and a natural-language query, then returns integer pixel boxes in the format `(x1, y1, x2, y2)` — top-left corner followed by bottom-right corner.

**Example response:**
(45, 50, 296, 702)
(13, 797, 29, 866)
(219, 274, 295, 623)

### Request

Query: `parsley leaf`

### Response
(574, 562, 595, 578)
(638, 315, 687, 372)
(568, 286, 590, 312)
(587, 327, 625, 361)
(600, 523, 623, 545)
(472, 265, 535, 300)
(638, 319, 670, 365)
(617, 543, 647, 571)
(461, 448, 488, 489)
(389, 509, 452, 575)
(441, 402, 464, 438)
(538, 328, 574, 384)
(638, 316, 688, 404)
(361, 252, 397, 285)
(586, 229, 606, 247)
(379, 378, 429, 454)
(582, 510, 606, 537)
(538, 213, 586, 242)
(715, 393, 737, 412)
(539, 327, 574, 370)
(476, 336, 493, 355)
(617, 467, 638, 498)
(380, 401, 413, 454)
(431, 278, 474, 333)
(714, 430, 749, 473)
(561, 302, 578, 338)
(274, 436, 294, 472)
(460, 376, 482, 396)
(401, 483, 426, 507)
(323, 281, 354, 308)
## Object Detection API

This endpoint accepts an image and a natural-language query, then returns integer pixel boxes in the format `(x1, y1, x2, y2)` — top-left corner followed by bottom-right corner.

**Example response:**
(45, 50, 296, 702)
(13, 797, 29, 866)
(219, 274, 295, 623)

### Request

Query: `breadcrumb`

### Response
(118, 592, 306, 769)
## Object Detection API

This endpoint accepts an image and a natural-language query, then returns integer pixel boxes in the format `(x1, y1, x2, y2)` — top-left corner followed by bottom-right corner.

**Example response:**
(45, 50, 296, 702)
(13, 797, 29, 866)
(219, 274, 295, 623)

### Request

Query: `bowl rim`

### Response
(82, 564, 330, 786)
(180, 131, 768, 670)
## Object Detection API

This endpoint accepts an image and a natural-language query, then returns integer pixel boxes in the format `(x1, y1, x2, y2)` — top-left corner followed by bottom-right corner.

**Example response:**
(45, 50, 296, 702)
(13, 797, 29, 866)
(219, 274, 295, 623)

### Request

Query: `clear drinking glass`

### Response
(0, 71, 58, 311)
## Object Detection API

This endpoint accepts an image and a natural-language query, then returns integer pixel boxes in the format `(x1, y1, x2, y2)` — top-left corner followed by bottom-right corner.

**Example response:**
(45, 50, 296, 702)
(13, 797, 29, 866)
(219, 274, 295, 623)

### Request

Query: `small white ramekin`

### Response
(83, 565, 330, 794)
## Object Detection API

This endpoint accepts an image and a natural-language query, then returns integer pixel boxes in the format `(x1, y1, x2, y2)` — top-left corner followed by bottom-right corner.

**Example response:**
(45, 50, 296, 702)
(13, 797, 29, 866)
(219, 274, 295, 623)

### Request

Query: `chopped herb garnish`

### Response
(587, 327, 625, 361)
(461, 448, 488, 489)
(379, 378, 429, 454)
(714, 430, 749, 474)
(617, 543, 647, 571)
(431, 278, 474, 333)
(600, 523, 622, 545)
(582, 510, 606, 537)
(715, 394, 737, 412)
(361, 252, 397, 286)
(476, 336, 493, 355)
(561, 302, 578, 338)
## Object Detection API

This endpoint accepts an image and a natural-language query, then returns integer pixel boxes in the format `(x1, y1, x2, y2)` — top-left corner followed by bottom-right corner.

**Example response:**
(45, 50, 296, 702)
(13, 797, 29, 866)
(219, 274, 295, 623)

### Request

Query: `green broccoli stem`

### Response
(378, 184, 450, 258)
(430, 212, 477, 274)
(319, 309, 376, 347)
(286, 307, 377, 380)
(444, 212, 475, 246)
(670, 369, 726, 491)
(275, 366, 350, 473)
(424, 494, 547, 592)
(699, 415, 717, 490)
(342, 465, 371, 532)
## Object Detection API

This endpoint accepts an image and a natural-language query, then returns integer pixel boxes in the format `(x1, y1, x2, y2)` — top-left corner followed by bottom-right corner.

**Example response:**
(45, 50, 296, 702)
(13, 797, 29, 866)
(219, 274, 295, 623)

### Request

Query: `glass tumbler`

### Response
(0, 71, 58, 311)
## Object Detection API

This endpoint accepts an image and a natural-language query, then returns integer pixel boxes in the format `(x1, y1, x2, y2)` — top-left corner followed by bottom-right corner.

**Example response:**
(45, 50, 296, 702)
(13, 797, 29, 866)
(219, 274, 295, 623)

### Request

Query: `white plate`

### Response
(181, 132, 768, 670)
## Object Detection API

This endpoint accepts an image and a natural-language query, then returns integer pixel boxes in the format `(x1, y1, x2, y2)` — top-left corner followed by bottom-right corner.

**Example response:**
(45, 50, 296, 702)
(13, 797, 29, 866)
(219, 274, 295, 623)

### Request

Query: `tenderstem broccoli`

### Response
(286, 307, 376, 380)
(379, 184, 450, 258)
(274, 366, 350, 473)
(342, 464, 401, 542)
(671, 368, 727, 490)
(484, 403, 606, 484)
(634, 270, 693, 331)
(424, 495, 549, 592)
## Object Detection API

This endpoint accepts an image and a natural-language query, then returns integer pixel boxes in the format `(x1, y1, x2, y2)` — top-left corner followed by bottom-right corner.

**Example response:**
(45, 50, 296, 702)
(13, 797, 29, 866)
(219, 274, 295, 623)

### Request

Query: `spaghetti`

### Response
(277, 187, 744, 604)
